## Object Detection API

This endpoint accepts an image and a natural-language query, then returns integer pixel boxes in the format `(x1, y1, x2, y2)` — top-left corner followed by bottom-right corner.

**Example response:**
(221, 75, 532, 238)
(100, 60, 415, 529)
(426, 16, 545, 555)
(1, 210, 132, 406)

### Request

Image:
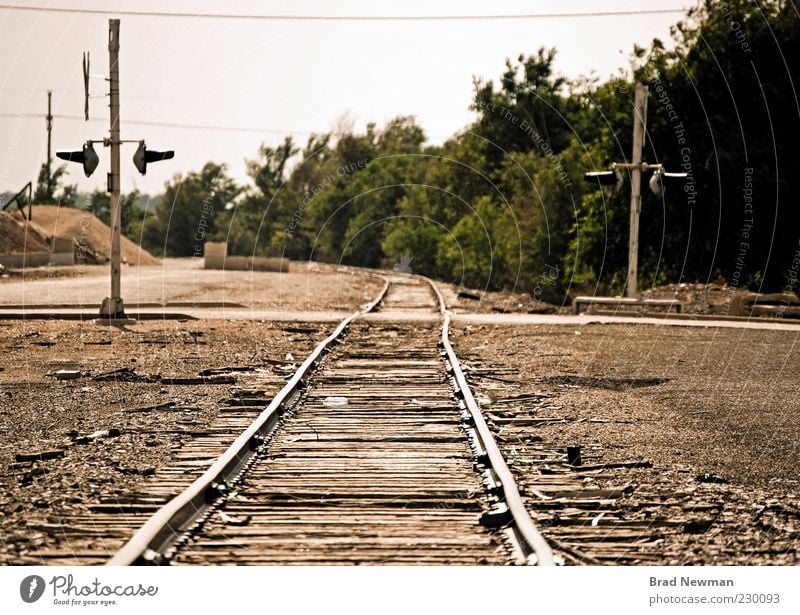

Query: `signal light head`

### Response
(584, 169, 623, 197)
(649, 169, 688, 196)
(56, 141, 99, 177)
(649, 169, 664, 196)
(133, 140, 174, 175)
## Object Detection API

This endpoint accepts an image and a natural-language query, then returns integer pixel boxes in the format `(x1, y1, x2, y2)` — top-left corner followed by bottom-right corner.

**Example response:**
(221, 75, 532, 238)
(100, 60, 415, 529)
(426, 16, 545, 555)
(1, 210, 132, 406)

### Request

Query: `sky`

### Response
(0, 0, 696, 196)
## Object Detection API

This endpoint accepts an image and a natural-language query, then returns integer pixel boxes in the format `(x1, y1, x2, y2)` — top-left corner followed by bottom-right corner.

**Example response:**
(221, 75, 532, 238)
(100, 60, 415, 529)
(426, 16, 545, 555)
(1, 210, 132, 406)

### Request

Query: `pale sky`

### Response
(0, 0, 696, 196)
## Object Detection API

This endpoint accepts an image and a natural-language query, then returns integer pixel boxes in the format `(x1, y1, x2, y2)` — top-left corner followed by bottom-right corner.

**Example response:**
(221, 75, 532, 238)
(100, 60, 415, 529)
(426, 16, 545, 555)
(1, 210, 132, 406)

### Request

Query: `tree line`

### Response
(45, 0, 800, 299)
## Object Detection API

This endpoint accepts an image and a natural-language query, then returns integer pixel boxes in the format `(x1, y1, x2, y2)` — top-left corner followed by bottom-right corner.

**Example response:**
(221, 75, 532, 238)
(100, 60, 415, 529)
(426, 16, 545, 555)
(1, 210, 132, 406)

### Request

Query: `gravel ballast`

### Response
(453, 322, 800, 564)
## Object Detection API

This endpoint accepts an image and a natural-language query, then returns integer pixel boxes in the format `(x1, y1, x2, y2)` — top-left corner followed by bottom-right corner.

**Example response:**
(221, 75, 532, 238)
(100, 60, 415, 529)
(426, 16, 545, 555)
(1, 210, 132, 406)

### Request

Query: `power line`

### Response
(0, 111, 317, 136)
(0, 4, 688, 21)
(78, 114, 316, 136)
(1, 112, 457, 143)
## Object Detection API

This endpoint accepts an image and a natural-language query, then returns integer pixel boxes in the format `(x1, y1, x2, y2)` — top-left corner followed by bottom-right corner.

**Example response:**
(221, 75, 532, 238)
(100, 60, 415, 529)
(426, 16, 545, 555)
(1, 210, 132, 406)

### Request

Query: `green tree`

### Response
(33, 162, 77, 205)
(214, 137, 298, 256)
(144, 163, 240, 257)
(86, 189, 142, 237)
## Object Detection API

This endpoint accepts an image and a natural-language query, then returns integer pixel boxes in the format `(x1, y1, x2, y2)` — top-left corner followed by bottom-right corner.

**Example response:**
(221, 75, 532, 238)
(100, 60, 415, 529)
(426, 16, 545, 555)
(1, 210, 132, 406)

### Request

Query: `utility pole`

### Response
(46, 90, 52, 197)
(100, 19, 124, 319)
(582, 83, 686, 306)
(627, 82, 647, 298)
(58, 18, 172, 323)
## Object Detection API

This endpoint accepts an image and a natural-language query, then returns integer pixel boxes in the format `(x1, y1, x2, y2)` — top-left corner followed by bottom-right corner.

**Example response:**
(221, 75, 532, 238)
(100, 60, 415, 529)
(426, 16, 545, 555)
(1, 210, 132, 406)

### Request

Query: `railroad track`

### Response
(103, 275, 553, 565)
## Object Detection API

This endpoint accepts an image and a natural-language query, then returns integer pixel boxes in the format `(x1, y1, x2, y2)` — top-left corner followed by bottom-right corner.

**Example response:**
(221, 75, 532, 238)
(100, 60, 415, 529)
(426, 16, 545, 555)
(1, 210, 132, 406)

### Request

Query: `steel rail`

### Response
(422, 276, 555, 566)
(108, 280, 390, 565)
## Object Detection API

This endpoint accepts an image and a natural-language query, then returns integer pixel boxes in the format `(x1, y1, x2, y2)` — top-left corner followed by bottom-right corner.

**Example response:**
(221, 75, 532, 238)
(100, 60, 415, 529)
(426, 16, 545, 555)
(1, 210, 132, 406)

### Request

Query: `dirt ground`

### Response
(0, 259, 383, 311)
(1, 264, 798, 565)
(0, 264, 382, 564)
(0, 212, 50, 254)
(452, 322, 800, 564)
(28, 205, 161, 266)
(0, 318, 333, 564)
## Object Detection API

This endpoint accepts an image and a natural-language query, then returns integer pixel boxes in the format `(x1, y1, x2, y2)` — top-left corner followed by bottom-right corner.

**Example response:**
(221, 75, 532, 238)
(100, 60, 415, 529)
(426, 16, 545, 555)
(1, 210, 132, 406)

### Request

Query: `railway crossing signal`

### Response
(584, 169, 623, 197)
(56, 141, 99, 177)
(582, 83, 687, 297)
(584, 164, 687, 197)
(648, 168, 687, 197)
(57, 19, 174, 320)
(133, 141, 174, 175)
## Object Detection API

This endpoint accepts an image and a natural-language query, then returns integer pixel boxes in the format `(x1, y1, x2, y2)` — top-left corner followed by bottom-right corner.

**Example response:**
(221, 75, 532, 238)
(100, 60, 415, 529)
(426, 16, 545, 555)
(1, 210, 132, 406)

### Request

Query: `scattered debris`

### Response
(541, 375, 670, 391)
(94, 368, 233, 385)
(117, 466, 156, 477)
(591, 512, 606, 526)
(54, 370, 81, 381)
(573, 460, 653, 471)
(567, 446, 583, 466)
(493, 392, 551, 405)
(282, 326, 317, 335)
(219, 511, 251, 526)
(161, 375, 235, 385)
(17, 467, 49, 484)
(457, 290, 481, 301)
(198, 367, 253, 376)
(72, 429, 121, 445)
(124, 401, 177, 413)
(683, 518, 717, 534)
(15, 449, 65, 463)
(93, 367, 146, 382)
(322, 396, 348, 407)
(696, 473, 729, 484)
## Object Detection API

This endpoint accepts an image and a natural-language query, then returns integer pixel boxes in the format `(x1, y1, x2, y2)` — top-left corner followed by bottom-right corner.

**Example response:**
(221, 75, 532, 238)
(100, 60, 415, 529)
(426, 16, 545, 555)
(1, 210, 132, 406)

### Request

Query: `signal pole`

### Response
(582, 83, 686, 305)
(46, 90, 52, 197)
(627, 83, 647, 298)
(58, 18, 172, 323)
(100, 18, 125, 319)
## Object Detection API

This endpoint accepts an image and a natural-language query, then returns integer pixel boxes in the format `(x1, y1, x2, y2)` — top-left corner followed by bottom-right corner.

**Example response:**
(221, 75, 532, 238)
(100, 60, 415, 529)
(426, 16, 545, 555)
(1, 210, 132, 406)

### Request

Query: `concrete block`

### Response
(0, 252, 52, 269)
(48, 252, 75, 266)
(204, 242, 228, 270)
(203, 246, 289, 272)
(251, 257, 289, 272)
(204, 242, 227, 257)
(51, 237, 74, 253)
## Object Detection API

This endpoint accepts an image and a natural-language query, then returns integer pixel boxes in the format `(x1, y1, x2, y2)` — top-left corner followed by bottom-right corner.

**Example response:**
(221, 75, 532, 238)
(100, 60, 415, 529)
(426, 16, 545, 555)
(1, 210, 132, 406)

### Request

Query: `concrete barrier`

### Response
(0, 234, 75, 268)
(203, 242, 289, 272)
(0, 253, 49, 268)
(203, 242, 227, 269)
(51, 237, 74, 253)
(253, 257, 289, 272)
(48, 252, 75, 266)
(0, 251, 74, 268)
(572, 295, 682, 315)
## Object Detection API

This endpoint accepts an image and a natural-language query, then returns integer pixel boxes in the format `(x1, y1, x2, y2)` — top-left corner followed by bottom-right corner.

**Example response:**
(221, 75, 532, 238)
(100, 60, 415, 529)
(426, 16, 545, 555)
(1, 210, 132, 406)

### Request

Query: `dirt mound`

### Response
(29, 204, 160, 266)
(0, 212, 51, 254)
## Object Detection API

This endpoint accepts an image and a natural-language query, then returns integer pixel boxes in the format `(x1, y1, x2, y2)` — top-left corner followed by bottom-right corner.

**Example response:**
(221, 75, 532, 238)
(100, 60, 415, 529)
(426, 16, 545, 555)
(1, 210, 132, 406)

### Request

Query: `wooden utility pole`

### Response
(627, 82, 648, 298)
(100, 18, 125, 318)
(583, 83, 686, 307)
(46, 90, 52, 196)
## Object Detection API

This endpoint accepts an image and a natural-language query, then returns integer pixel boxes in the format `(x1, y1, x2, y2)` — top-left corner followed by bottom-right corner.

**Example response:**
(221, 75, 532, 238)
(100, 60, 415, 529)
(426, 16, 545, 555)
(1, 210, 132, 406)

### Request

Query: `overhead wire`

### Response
(0, 4, 690, 21)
